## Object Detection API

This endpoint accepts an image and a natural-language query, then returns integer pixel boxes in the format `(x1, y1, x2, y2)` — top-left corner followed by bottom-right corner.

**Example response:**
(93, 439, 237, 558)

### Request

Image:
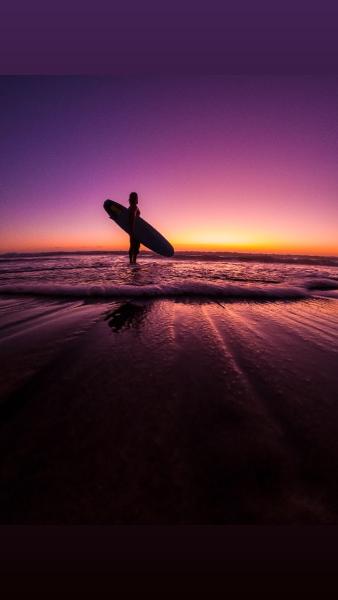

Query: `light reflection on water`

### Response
(1, 252, 338, 290)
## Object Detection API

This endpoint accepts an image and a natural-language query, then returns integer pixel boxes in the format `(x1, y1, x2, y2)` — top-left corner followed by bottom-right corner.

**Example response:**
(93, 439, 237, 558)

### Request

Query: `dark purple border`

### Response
(1, 1, 338, 75)
(1, 526, 338, 574)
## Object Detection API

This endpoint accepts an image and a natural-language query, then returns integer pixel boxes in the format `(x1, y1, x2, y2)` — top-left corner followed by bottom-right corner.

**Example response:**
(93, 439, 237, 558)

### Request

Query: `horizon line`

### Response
(1, 249, 338, 259)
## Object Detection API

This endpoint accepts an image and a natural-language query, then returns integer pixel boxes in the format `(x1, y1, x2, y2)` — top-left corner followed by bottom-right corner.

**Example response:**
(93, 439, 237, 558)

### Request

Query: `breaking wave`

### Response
(0, 280, 315, 300)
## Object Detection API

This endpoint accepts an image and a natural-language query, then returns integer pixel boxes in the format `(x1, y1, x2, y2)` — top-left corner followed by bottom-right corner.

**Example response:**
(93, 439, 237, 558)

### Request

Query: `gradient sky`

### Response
(1, 75, 337, 254)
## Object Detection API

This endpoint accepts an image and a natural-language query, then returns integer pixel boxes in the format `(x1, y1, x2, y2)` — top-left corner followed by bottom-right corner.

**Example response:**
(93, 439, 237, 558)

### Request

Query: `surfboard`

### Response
(103, 199, 174, 257)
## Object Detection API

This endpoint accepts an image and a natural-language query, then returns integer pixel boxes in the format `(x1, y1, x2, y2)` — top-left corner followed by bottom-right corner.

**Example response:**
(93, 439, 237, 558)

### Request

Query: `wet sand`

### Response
(0, 295, 338, 523)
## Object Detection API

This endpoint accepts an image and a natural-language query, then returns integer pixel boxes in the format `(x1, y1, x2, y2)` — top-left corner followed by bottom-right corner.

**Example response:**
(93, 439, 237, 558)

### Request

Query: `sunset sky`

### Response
(1, 75, 337, 255)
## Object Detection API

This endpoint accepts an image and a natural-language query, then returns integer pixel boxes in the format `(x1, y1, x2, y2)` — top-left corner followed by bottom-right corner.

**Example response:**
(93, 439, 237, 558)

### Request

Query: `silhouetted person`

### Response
(128, 192, 140, 264)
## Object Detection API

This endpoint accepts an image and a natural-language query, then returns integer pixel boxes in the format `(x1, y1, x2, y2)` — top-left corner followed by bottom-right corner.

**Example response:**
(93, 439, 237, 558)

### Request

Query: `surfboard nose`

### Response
(103, 199, 113, 212)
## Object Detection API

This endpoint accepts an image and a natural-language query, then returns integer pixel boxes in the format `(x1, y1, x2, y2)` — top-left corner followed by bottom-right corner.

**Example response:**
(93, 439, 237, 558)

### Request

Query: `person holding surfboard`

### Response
(128, 192, 141, 264)
(103, 196, 174, 258)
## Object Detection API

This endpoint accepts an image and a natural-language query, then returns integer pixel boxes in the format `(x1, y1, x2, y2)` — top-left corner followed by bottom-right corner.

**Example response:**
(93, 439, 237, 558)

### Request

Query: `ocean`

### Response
(1, 250, 338, 523)
(1, 250, 338, 300)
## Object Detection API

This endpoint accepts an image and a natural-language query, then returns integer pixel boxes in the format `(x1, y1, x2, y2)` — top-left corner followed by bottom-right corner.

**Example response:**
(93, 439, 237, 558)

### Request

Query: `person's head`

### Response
(129, 192, 138, 206)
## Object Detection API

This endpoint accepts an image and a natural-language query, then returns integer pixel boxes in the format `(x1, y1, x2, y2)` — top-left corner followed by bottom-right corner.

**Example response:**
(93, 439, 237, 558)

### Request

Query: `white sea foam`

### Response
(1, 252, 337, 302)
(0, 280, 310, 300)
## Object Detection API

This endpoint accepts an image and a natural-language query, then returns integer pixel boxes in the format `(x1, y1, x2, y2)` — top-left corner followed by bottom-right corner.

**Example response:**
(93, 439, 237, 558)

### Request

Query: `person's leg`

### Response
(132, 241, 140, 264)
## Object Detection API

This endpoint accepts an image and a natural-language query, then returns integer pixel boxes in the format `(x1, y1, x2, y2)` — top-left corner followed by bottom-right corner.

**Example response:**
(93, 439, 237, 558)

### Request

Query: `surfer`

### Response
(128, 192, 141, 264)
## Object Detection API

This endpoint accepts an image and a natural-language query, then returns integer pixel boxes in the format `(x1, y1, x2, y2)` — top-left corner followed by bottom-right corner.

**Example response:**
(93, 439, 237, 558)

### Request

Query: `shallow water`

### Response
(0, 251, 338, 300)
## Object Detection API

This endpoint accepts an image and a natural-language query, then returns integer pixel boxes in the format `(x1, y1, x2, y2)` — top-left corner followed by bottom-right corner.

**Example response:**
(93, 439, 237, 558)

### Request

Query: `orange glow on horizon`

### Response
(170, 231, 338, 255)
(1, 237, 337, 257)
(1, 209, 337, 257)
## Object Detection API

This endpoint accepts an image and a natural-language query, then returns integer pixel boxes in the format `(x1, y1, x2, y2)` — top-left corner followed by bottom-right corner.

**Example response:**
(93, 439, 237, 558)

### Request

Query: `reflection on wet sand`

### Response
(104, 302, 149, 332)
(0, 296, 338, 523)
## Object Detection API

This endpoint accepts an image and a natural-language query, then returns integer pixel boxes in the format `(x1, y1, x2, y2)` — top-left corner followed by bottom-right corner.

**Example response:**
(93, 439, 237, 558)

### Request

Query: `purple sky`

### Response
(1, 75, 337, 254)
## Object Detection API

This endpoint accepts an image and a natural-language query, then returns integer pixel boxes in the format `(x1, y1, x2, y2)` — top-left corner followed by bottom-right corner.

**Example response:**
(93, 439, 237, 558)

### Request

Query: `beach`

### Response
(1, 270, 338, 522)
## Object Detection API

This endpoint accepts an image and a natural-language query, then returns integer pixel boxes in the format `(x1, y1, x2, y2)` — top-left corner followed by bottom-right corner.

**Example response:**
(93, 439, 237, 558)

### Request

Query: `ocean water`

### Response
(0, 251, 338, 301)
(1, 250, 338, 524)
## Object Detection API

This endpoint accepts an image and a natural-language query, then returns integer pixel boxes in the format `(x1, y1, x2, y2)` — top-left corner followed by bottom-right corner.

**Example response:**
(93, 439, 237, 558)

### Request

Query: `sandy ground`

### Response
(0, 295, 338, 523)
